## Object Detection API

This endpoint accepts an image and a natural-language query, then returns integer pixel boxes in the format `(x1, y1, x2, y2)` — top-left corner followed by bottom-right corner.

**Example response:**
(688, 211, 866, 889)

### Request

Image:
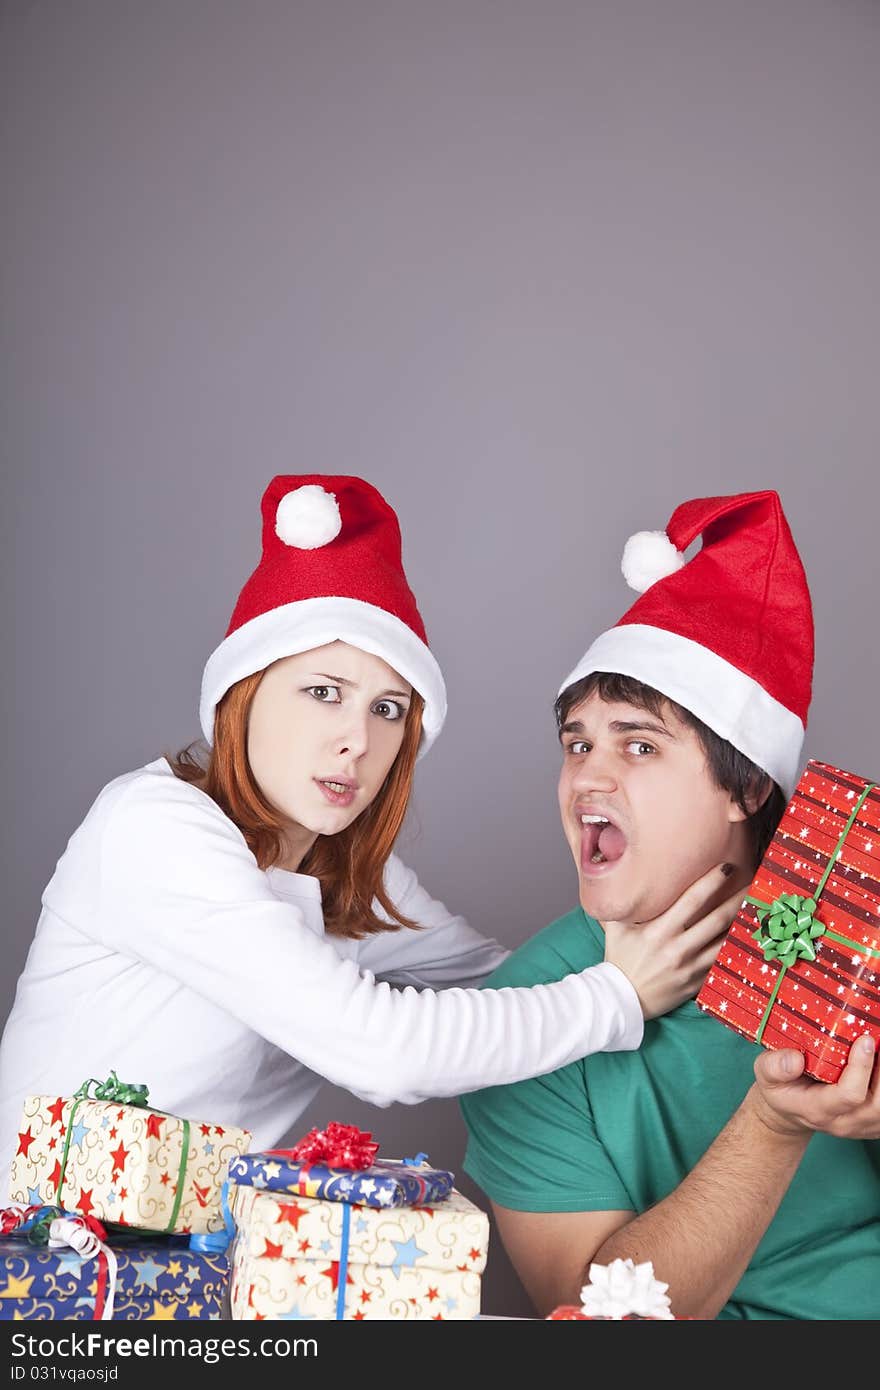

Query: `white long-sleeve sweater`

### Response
(0, 758, 641, 1183)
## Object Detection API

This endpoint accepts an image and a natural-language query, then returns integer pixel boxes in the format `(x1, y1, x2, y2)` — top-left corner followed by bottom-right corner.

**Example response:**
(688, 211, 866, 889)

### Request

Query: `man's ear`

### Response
(728, 775, 774, 823)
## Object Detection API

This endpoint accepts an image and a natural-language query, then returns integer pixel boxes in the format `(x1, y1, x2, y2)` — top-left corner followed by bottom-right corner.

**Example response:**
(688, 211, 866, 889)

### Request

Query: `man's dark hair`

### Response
(555, 671, 787, 868)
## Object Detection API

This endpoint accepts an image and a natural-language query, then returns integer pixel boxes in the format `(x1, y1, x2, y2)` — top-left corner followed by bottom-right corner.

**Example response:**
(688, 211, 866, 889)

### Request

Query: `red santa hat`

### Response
(558, 490, 813, 796)
(199, 475, 446, 753)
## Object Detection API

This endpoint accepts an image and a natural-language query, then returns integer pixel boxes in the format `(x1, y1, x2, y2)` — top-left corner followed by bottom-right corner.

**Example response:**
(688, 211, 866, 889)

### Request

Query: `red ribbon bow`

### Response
(286, 1122, 380, 1170)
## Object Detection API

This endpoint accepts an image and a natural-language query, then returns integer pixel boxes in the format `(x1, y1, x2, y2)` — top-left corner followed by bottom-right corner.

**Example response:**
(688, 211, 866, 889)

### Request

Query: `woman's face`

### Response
(247, 641, 413, 869)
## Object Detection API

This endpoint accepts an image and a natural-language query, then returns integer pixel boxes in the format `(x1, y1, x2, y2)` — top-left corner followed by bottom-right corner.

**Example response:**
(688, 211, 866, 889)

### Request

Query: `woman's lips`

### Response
(314, 778, 357, 808)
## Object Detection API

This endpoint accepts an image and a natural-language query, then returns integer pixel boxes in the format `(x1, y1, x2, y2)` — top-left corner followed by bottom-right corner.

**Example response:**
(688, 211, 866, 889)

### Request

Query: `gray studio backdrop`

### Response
(2, 1, 879, 1317)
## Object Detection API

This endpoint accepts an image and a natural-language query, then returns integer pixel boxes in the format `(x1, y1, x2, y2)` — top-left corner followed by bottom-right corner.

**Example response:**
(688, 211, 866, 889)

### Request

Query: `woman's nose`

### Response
(336, 714, 370, 760)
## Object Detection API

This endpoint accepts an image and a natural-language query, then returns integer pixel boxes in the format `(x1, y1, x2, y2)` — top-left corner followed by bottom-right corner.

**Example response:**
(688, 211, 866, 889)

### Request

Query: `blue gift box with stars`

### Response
(0, 1233, 229, 1320)
(227, 1150, 454, 1208)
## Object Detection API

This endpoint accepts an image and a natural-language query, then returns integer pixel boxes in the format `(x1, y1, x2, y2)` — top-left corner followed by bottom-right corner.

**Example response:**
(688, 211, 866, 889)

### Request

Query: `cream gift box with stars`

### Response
(9, 1083, 251, 1235)
(228, 1182, 489, 1320)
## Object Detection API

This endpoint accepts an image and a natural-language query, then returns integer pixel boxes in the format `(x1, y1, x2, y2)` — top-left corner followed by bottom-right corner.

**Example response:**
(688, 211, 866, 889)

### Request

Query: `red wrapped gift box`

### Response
(697, 760, 880, 1083)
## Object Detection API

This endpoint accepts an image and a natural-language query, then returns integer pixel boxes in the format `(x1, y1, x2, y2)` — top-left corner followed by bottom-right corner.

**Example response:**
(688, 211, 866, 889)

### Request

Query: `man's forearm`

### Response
(588, 1088, 811, 1320)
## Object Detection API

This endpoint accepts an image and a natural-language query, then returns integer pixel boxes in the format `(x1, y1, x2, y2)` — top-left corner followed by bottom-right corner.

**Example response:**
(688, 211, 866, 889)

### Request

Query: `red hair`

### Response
(169, 673, 425, 938)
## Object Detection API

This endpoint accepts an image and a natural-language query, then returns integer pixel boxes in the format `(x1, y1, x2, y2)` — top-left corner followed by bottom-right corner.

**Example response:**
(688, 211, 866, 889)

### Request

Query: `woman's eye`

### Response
(627, 740, 656, 756)
(306, 685, 341, 703)
(373, 699, 405, 721)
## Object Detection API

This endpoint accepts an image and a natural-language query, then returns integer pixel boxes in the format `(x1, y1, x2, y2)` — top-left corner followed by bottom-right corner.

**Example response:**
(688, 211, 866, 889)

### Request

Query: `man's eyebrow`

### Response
(608, 718, 676, 740)
(559, 719, 585, 741)
(312, 673, 411, 699)
(558, 716, 676, 742)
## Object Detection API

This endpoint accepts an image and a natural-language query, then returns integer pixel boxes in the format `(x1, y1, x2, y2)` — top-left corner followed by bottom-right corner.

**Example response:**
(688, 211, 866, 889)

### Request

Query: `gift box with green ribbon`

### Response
(8, 1072, 251, 1235)
(697, 760, 880, 1082)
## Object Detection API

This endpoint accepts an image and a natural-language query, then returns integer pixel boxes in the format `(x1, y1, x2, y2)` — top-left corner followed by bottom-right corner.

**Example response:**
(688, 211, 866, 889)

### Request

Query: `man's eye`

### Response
(627, 740, 656, 756)
(373, 699, 405, 721)
(566, 741, 589, 755)
(306, 685, 341, 703)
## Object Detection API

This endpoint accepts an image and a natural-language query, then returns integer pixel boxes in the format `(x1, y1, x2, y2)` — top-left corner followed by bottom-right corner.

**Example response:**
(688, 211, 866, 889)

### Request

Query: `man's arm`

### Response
(493, 1101, 808, 1319)
(494, 1038, 879, 1321)
(490, 1205, 633, 1317)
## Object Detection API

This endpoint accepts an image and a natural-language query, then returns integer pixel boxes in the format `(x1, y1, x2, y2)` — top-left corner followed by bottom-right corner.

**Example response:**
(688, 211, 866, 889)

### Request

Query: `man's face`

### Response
(557, 689, 749, 925)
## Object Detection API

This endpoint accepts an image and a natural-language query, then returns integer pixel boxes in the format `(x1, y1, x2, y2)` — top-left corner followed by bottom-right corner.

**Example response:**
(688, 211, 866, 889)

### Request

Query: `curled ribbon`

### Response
(190, 1180, 236, 1255)
(747, 780, 880, 1044)
(1, 1203, 117, 1319)
(287, 1122, 379, 1170)
(81, 1071, 150, 1107)
(0, 1202, 61, 1240)
(47, 1214, 118, 1321)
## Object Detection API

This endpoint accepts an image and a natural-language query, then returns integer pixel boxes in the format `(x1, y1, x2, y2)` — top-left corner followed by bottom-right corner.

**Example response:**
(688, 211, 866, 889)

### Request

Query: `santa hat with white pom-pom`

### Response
(199, 475, 446, 753)
(558, 490, 813, 797)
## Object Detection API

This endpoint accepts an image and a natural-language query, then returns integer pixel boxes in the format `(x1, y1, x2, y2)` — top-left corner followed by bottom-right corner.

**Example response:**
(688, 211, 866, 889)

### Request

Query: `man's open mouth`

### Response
(580, 813, 627, 865)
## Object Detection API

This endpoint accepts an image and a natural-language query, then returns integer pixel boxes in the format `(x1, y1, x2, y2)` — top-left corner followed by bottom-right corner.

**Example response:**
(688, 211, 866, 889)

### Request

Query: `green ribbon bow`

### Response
(747, 780, 880, 1045)
(753, 893, 825, 968)
(79, 1070, 150, 1107)
(54, 1072, 190, 1233)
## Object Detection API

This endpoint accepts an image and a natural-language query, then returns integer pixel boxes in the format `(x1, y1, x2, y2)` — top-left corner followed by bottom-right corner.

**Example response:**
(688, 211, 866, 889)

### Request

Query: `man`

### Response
(460, 490, 880, 1321)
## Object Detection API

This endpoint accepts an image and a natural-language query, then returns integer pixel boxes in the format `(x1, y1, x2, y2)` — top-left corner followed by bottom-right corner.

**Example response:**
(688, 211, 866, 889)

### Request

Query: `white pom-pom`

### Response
(275, 485, 342, 550)
(621, 529, 685, 593)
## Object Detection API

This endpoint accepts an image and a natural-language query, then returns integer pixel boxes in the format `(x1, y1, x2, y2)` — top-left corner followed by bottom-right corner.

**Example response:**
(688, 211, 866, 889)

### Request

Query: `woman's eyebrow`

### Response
(311, 671, 356, 686)
(312, 672, 411, 699)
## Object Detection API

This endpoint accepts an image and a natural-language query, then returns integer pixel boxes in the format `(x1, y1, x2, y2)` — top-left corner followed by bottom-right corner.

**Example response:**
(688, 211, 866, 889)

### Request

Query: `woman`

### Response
(0, 475, 734, 1176)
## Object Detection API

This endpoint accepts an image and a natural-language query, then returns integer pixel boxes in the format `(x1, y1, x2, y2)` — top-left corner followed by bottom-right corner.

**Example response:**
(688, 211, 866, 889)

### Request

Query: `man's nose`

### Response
(570, 750, 617, 795)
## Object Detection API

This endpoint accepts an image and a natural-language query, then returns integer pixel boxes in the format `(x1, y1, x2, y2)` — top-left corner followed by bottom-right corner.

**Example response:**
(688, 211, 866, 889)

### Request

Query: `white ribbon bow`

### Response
(47, 1215, 119, 1321)
(579, 1258, 675, 1320)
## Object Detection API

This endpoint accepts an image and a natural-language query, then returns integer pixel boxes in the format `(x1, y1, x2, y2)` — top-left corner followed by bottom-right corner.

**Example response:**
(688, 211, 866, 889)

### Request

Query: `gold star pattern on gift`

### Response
(149, 1299, 180, 1319)
(0, 1273, 36, 1300)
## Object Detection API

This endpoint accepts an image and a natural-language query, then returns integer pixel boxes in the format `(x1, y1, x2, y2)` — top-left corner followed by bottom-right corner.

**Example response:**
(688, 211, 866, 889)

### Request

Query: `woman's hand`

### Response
(603, 864, 743, 1020)
(747, 1038, 880, 1140)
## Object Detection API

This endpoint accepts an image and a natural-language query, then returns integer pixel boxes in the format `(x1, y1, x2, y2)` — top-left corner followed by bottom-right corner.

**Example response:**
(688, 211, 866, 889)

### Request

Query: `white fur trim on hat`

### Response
(558, 624, 804, 797)
(275, 485, 342, 549)
(199, 597, 447, 756)
(621, 530, 685, 593)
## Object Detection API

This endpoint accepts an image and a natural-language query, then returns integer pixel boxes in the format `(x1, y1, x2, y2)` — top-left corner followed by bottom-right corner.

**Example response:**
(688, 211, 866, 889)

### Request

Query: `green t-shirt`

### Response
(460, 907, 880, 1321)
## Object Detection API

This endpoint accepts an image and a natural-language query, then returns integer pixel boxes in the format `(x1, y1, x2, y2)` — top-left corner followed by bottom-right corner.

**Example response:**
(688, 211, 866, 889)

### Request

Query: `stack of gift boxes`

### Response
(225, 1122, 489, 1320)
(3, 1089, 489, 1321)
(2, 1074, 251, 1319)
